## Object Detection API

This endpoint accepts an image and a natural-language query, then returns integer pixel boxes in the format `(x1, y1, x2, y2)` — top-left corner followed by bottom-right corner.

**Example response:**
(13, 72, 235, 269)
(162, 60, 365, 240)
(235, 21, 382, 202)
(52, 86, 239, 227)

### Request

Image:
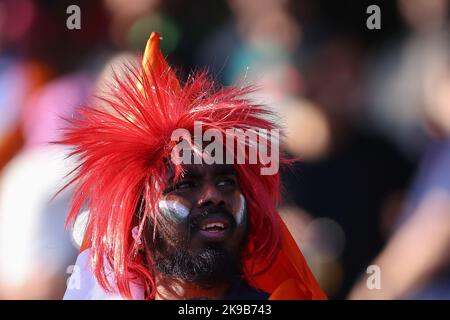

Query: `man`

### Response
(62, 32, 325, 300)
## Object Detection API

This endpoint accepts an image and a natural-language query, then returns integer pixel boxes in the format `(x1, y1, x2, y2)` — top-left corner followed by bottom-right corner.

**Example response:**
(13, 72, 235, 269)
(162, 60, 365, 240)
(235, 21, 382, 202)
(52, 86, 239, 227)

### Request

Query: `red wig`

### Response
(59, 33, 326, 300)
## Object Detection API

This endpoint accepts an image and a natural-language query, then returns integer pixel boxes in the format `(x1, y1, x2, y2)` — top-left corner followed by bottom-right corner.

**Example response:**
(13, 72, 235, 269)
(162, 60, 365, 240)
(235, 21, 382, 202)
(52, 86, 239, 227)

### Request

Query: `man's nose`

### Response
(197, 183, 226, 208)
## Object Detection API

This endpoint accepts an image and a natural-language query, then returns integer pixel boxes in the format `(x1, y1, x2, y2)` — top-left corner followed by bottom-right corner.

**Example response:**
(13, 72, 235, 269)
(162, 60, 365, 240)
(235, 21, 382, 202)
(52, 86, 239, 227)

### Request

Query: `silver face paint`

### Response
(235, 194, 246, 225)
(158, 199, 190, 221)
(159, 195, 246, 225)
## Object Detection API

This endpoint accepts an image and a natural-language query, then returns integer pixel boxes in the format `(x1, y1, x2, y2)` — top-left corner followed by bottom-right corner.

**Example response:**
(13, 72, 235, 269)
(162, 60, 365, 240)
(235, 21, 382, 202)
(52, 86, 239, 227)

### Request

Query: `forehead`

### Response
(165, 163, 237, 182)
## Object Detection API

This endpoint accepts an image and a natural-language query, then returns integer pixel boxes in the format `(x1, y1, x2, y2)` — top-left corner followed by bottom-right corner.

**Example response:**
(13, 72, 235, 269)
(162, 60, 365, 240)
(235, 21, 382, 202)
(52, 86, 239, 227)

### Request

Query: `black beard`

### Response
(144, 202, 249, 289)
(153, 244, 242, 288)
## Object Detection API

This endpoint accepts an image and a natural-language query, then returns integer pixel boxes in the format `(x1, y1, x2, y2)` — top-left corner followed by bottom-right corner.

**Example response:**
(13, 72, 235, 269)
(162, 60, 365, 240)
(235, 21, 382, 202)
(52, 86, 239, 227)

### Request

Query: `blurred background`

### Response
(1, 0, 450, 299)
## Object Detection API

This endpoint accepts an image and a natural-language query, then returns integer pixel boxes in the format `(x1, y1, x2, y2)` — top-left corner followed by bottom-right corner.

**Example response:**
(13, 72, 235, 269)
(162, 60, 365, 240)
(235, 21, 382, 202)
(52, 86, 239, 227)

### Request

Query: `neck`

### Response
(154, 274, 231, 300)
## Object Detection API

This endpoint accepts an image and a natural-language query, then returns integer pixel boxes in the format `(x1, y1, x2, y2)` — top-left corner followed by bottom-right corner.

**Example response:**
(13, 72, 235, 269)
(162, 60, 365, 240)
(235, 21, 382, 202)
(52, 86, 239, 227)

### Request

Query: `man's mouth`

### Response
(193, 213, 233, 240)
(200, 220, 229, 232)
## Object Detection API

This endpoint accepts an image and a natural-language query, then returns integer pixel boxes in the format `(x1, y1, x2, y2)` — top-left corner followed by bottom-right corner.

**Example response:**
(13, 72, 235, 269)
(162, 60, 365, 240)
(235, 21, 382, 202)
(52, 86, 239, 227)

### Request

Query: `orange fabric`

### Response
(269, 279, 314, 300)
(245, 214, 327, 299)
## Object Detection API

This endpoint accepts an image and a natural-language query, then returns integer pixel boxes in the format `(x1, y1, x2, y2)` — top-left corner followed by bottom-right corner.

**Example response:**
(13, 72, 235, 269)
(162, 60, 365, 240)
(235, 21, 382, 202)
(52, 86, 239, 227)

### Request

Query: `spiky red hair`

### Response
(59, 33, 285, 299)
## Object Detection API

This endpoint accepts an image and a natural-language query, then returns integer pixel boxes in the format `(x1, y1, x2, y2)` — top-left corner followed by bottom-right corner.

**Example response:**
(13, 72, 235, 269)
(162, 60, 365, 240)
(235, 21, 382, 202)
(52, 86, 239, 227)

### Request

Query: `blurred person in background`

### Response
(280, 35, 414, 298)
(349, 52, 450, 300)
(102, 0, 181, 54)
(0, 0, 52, 171)
(363, 0, 450, 161)
(0, 0, 110, 299)
(197, 0, 303, 95)
(0, 0, 62, 299)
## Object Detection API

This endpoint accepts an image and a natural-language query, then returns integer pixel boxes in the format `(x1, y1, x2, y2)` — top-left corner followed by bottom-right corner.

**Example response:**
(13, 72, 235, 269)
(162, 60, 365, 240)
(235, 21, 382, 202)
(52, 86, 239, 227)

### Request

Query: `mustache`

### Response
(189, 206, 236, 229)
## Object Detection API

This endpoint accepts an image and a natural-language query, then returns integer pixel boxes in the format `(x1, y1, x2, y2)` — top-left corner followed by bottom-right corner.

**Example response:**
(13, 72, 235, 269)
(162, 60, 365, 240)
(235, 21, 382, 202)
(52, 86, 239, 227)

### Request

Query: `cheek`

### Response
(232, 192, 246, 226)
(158, 198, 191, 222)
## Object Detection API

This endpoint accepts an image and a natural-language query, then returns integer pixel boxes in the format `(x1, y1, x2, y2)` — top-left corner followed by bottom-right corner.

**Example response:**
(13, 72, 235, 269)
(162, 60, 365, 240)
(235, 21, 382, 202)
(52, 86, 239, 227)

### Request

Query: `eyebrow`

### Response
(211, 164, 236, 177)
(168, 164, 236, 182)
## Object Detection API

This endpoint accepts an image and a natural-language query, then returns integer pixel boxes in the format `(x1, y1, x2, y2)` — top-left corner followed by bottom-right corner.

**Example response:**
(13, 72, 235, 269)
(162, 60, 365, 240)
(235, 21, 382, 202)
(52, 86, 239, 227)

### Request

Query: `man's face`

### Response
(148, 163, 248, 287)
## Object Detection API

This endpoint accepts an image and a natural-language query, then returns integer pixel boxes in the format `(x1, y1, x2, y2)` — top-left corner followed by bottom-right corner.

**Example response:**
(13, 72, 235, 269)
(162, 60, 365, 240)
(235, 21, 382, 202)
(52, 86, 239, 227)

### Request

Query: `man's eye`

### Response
(174, 180, 195, 190)
(217, 178, 236, 188)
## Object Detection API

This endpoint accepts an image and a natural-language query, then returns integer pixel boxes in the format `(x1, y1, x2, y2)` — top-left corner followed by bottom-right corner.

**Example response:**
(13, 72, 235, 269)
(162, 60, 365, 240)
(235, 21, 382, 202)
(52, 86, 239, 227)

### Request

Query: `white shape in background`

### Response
(0, 146, 76, 287)
(71, 210, 89, 250)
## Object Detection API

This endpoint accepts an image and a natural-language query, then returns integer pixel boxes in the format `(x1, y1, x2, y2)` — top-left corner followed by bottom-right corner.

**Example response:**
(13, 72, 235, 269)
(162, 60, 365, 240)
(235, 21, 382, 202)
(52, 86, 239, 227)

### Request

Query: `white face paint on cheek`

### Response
(158, 200, 190, 221)
(234, 194, 246, 225)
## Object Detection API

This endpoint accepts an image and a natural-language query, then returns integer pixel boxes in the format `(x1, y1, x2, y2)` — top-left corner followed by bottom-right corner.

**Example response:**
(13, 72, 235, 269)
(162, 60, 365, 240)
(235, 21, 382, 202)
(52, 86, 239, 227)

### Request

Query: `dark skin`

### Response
(149, 163, 248, 300)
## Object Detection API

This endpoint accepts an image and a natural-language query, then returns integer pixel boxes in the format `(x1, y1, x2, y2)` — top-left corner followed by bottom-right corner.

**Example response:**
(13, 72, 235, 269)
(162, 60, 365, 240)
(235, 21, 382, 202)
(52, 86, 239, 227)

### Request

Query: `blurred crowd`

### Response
(1, 0, 450, 299)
